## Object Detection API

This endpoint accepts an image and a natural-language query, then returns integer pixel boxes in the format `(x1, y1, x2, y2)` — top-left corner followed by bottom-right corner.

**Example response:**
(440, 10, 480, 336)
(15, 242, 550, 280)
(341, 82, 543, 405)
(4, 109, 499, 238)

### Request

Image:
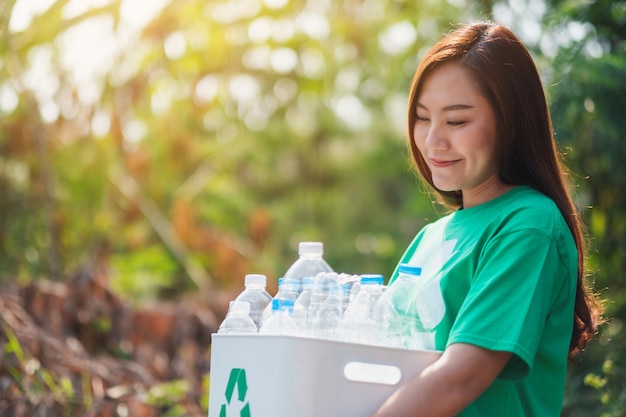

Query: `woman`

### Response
(371, 21, 603, 417)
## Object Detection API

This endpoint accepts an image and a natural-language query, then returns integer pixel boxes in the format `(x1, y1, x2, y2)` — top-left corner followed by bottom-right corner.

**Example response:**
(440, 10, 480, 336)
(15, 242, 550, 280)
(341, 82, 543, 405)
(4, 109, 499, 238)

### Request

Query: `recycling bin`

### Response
(208, 334, 441, 417)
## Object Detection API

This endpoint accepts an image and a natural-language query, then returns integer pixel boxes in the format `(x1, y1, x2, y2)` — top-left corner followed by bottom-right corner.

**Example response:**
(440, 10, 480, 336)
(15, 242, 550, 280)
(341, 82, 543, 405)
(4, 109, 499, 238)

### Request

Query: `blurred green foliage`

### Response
(541, 0, 626, 415)
(0, 0, 469, 296)
(1, 0, 624, 415)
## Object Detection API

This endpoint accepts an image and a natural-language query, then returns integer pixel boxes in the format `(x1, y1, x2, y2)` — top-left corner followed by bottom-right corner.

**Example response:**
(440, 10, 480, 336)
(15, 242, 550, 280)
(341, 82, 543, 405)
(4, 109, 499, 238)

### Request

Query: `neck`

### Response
(462, 177, 514, 209)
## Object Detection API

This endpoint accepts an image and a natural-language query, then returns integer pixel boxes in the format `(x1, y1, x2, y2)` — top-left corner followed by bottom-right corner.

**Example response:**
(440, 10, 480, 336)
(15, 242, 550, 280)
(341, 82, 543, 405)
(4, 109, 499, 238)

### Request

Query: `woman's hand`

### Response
(370, 343, 512, 417)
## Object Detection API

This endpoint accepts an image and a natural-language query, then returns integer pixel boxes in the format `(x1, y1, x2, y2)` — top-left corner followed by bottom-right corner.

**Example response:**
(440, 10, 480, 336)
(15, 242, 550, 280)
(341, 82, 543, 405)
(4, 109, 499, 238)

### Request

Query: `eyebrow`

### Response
(416, 102, 475, 112)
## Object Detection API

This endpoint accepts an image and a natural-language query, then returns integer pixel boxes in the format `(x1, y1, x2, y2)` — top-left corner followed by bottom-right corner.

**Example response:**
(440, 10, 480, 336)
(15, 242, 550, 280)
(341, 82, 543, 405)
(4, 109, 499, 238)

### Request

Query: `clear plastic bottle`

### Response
(233, 274, 272, 330)
(340, 274, 385, 344)
(262, 277, 300, 324)
(259, 298, 299, 335)
(307, 272, 343, 340)
(338, 273, 360, 313)
(292, 277, 313, 330)
(283, 242, 334, 285)
(217, 301, 258, 334)
(373, 264, 422, 348)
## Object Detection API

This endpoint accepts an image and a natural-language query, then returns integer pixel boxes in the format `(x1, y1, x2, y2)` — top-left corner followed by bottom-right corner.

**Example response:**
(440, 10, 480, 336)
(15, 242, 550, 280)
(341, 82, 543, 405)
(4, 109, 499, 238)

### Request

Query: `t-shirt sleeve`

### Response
(446, 229, 565, 380)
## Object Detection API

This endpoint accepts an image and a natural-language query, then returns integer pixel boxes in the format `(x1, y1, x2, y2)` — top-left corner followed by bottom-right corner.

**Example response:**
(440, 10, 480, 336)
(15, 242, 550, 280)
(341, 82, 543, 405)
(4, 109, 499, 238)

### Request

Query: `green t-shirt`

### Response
(390, 186, 577, 416)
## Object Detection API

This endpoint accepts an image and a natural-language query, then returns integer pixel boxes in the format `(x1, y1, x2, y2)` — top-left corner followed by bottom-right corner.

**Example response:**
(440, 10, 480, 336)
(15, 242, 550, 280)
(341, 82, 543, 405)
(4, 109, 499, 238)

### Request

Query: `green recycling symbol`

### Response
(219, 368, 251, 417)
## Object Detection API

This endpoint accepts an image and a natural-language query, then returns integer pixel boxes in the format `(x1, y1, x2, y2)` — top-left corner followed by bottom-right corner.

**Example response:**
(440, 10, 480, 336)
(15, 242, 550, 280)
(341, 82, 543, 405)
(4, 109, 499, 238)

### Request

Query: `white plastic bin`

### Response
(208, 334, 441, 417)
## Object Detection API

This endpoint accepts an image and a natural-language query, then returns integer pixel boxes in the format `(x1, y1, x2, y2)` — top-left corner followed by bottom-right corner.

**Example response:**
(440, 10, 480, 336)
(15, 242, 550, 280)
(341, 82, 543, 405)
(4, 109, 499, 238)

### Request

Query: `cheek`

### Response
(412, 124, 426, 149)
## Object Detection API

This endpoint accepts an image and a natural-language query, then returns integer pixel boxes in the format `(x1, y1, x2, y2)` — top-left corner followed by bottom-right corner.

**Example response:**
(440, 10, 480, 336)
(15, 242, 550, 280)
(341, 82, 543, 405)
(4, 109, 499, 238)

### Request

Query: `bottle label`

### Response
(219, 368, 252, 417)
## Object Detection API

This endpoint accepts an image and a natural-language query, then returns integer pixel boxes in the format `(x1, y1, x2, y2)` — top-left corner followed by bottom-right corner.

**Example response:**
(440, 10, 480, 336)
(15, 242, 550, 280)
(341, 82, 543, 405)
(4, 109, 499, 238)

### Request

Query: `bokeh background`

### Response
(1, 0, 624, 415)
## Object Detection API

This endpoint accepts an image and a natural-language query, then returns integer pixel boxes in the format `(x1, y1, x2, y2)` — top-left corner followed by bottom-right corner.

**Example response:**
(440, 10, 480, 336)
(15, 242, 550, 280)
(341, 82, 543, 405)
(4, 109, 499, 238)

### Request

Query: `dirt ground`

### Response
(0, 267, 232, 417)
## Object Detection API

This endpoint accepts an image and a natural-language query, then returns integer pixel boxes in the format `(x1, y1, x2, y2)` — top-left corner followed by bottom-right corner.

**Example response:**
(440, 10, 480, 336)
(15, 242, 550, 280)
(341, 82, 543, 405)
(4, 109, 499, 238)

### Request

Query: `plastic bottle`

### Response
(373, 264, 422, 349)
(340, 283, 352, 315)
(233, 274, 272, 330)
(338, 273, 360, 313)
(259, 298, 299, 335)
(262, 277, 300, 324)
(340, 274, 385, 344)
(292, 277, 313, 330)
(283, 242, 334, 285)
(307, 272, 343, 340)
(217, 301, 258, 334)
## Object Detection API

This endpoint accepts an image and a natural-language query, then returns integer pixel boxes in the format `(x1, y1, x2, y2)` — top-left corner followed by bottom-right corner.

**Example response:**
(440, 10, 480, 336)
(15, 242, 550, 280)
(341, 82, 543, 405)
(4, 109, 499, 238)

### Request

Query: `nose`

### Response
(421, 122, 448, 151)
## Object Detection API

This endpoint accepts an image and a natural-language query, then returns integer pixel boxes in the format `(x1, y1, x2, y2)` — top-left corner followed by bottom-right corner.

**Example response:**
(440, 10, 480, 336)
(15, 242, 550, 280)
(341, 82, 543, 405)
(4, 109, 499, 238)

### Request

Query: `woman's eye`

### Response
(447, 120, 466, 126)
(416, 115, 430, 122)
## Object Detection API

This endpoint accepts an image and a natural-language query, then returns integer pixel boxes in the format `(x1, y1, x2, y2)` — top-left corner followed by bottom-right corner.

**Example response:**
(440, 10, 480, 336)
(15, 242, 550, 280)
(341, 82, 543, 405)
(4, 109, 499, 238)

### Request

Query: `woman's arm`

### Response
(370, 343, 512, 417)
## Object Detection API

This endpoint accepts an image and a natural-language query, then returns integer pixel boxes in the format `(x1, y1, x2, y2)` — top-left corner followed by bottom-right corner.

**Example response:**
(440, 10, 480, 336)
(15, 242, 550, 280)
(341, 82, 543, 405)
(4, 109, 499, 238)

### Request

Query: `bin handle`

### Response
(343, 361, 402, 386)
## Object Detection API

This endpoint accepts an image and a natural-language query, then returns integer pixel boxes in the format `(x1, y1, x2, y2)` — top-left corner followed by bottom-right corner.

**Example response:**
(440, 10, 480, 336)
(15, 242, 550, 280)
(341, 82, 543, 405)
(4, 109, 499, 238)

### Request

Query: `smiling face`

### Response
(413, 62, 511, 208)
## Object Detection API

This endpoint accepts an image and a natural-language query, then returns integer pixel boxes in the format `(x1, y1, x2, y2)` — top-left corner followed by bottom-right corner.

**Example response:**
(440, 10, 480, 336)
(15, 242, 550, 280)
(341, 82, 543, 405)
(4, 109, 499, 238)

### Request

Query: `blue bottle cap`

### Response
(272, 297, 295, 312)
(398, 264, 422, 276)
(360, 274, 384, 285)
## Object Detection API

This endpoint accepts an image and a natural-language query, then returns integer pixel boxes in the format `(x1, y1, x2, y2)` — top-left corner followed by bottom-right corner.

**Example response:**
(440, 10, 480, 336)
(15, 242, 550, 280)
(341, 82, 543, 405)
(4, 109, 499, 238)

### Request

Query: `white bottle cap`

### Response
(298, 241, 323, 255)
(244, 274, 266, 286)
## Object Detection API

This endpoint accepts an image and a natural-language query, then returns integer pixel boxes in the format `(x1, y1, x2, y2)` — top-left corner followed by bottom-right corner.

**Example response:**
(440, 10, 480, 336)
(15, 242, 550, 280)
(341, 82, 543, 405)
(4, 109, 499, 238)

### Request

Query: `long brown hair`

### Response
(407, 21, 602, 358)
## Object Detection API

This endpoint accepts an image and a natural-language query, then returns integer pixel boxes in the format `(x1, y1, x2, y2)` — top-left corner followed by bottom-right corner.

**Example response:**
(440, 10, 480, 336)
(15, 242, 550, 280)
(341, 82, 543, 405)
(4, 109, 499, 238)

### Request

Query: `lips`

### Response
(429, 158, 460, 168)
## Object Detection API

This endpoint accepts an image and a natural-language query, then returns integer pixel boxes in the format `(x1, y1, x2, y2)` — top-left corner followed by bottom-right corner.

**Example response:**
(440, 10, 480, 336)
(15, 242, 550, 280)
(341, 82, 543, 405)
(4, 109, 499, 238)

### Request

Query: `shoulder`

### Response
(506, 186, 559, 213)
(449, 186, 575, 253)
(495, 186, 566, 233)
(480, 187, 578, 267)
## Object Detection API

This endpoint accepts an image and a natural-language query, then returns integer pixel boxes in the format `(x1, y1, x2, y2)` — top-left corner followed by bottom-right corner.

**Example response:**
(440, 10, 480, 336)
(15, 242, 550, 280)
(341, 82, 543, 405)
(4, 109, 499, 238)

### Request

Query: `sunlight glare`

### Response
(295, 11, 330, 40)
(195, 75, 220, 104)
(249, 17, 272, 43)
(12, 0, 172, 111)
(229, 75, 260, 105)
(245, 98, 274, 131)
(123, 119, 148, 151)
(584, 39, 604, 58)
(56, 16, 116, 103)
(520, 19, 542, 45)
(271, 19, 295, 43)
(539, 34, 559, 58)
(210, 0, 261, 24)
(62, 0, 113, 20)
(263, 0, 289, 10)
(496, 0, 547, 46)
(270, 47, 298, 74)
(151, 78, 178, 115)
(40, 101, 60, 123)
(120, 0, 170, 28)
(332, 95, 371, 131)
(9, 0, 57, 32)
(379, 21, 416, 55)
(298, 47, 327, 79)
(492, 3, 514, 28)
(91, 110, 111, 137)
(243, 46, 272, 70)
(273, 78, 298, 104)
(334, 67, 360, 93)
(0, 82, 19, 114)
(567, 21, 591, 42)
(384, 93, 408, 136)
(22, 45, 60, 121)
(164, 31, 187, 60)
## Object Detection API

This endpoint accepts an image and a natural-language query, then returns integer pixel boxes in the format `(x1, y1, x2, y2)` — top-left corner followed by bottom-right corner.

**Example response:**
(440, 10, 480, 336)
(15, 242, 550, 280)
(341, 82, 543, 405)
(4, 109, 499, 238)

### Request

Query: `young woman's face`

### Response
(413, 62, 509, 208)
